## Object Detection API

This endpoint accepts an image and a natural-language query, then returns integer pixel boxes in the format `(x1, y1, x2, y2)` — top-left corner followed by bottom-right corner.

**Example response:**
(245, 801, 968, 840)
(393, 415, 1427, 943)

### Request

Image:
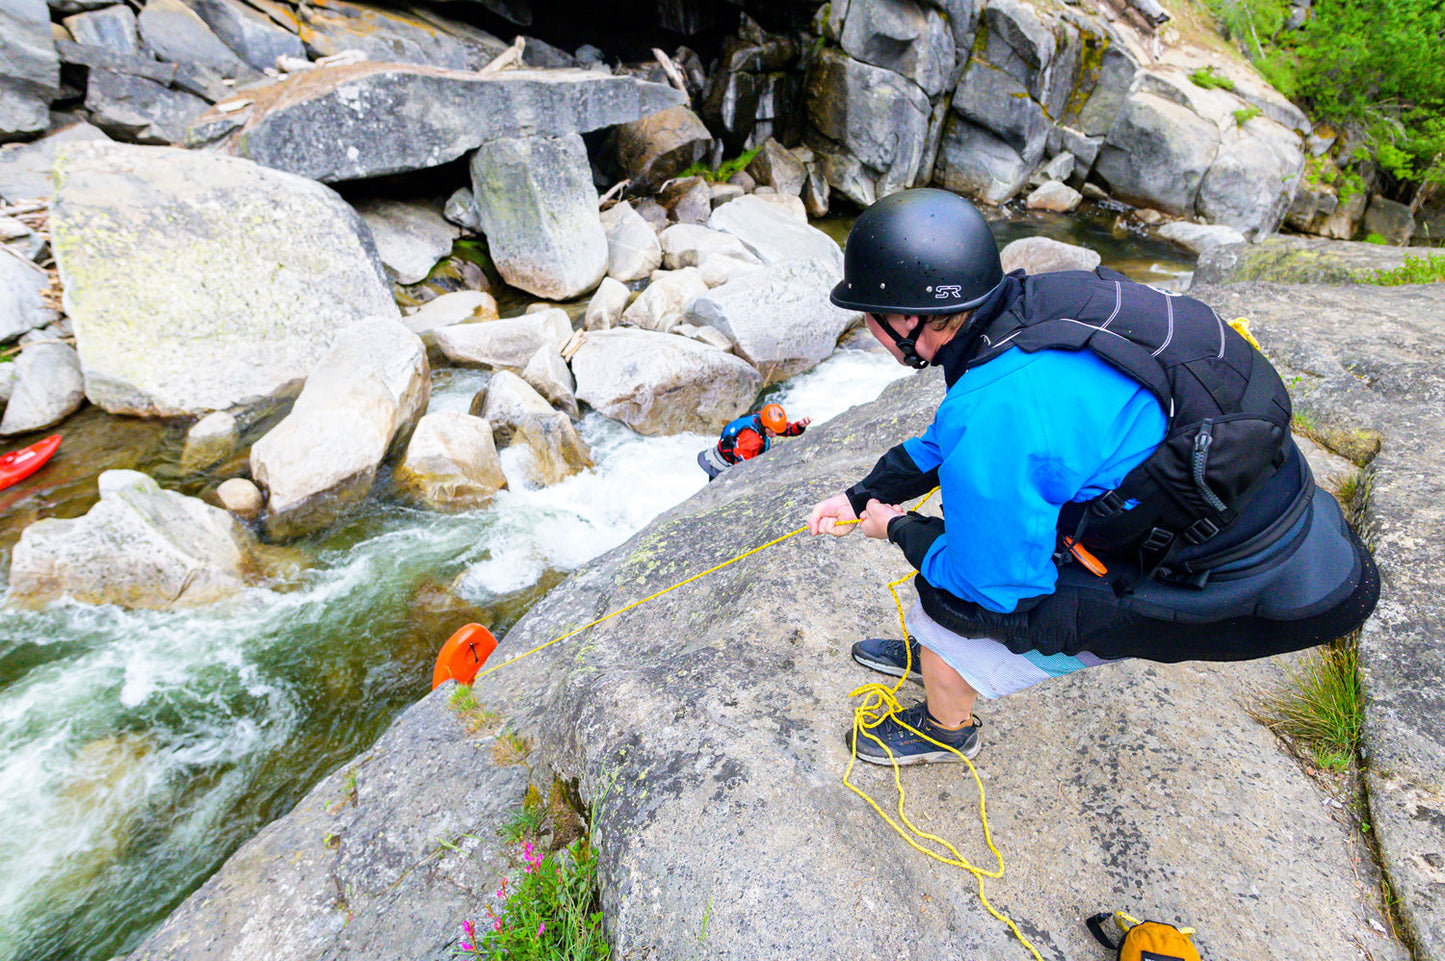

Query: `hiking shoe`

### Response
(846, 702, 982, 766)
(852, 636, 924, 684)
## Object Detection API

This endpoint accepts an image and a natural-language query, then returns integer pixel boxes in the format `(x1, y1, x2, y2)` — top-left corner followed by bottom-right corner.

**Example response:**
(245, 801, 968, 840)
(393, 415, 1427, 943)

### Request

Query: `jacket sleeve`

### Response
(887, 512, 945, 571)
(782, 421, 807, 437)
(846, 444, 940, 516)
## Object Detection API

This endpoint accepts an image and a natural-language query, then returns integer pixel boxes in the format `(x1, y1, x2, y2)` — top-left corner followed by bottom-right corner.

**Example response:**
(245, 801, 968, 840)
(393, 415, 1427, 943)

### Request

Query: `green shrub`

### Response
(1357, 252, 1445, 284)
(678, 147, 762, 184)
(1234, 105, 1263, 125)
(1189, 65, 1236, 90)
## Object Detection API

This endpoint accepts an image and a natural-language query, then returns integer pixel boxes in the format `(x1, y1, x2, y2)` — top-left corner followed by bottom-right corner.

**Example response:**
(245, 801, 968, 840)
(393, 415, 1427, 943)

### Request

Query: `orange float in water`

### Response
(432, 623, 498, 688)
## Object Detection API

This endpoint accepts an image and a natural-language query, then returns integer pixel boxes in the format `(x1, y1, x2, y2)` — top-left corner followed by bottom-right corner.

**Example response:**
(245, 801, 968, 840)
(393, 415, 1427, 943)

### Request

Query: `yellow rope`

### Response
(468, 492, 1043, 958)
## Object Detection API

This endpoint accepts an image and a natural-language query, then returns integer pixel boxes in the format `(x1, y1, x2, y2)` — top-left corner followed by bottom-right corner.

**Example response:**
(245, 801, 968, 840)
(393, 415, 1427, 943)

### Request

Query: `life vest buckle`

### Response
(1183, 517, 1221, 545)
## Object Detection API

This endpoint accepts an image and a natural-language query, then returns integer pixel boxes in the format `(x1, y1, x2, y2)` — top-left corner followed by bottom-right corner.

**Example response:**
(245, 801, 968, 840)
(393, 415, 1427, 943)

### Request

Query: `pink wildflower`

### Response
(493, 917, 503, 932)
(523, 841, 540, 872)
(460, 919, 476, 950)
(537, 922, 546, 937)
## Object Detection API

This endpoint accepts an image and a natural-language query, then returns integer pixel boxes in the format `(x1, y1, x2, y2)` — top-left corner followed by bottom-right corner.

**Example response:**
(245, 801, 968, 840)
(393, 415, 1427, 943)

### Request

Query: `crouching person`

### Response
(808, 189, 1379, 765)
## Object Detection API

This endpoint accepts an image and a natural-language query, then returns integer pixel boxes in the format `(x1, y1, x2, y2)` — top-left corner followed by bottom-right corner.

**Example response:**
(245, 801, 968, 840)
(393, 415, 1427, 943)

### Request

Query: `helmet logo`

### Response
(934, 285, 962, 299)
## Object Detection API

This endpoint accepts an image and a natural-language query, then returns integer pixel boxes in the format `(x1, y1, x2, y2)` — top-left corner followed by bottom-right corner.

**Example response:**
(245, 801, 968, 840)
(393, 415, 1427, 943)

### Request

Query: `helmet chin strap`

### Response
(877, 316, 931, 369)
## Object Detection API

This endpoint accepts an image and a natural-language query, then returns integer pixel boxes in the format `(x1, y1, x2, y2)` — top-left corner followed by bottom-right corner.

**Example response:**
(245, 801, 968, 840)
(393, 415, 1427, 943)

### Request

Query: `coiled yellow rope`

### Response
(469, 495, 1043, 958)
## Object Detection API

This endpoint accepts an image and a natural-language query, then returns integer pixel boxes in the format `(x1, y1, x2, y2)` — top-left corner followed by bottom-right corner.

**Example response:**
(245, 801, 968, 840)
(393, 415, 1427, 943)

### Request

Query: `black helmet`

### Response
(830, 188, 1003, 316)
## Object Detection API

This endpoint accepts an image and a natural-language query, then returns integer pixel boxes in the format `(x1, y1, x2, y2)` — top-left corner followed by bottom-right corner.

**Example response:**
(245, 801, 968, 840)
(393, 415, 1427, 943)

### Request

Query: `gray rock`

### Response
(933, 115, 1031, 205)
(657, 175, 712, 226)
(50, 140, 398, 417)
(1156, 220, 1247, 254)
(979, 0, 1055, 99)
(0, 118, 110, 203)
(707, 194, 843, 271)
(137, 0, 254, 79)
(583, 276, 629, 331)
(609, 104, 712, 194)
(1024, 179, 1082, 213)
(685, 258, 860, 386)
(402, 290, 498, 338)
(180, 410, 239, 471)
(952, 59, 1049, 167)
(658, 223, 758, 271)
(123, 682, 529, 961)
(470, 133, 607, 300)
(433, 309, 572, 370)
(442, 186, 483, 233)
(4, 469, 261, 609)
(521, 344, 579, 420)
(196, 64, 685, 184)
(295, 0, 505, 71)
(1316, 185, 1368, 240)
(619, 267, 708, 333)
(62, 4, 140, 54)
(1191, 278, 1445, 960)
(181, 0, 303, 72)
(1192, 235, 1417, 286)
(0, 246, 54, 341)
(571, 327, 761, 435)
(743, 137, 808, 198)
(1069, 45, 1139, 138)
(805, 47, 930, 199)
(471, 368, 557, 445)
(999, 235, 1099, 274)
(600, 201, 664, 283)
(1, 0, 61, 141)
(1049, 124, 1101, 173)
(250, 318, 429, 541)
(838, 0, 954, 98)
(395, 410, 507, 510)
(1196, 117, 1304, 237)
(708, 182, 746, 208)
(84, 68, 211, 145)
(1095, 92, 1220, 217)
(512, 412, 593, 487)
(1362, 194, 1415, 246)
(354, 199, 460, 286)
(0, 340, 84, 434)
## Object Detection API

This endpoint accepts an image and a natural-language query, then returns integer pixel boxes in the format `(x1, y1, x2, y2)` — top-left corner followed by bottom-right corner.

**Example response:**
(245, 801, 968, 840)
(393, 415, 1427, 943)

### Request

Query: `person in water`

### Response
(808, 188, 1379, 766)
(697, 403, 811, 480)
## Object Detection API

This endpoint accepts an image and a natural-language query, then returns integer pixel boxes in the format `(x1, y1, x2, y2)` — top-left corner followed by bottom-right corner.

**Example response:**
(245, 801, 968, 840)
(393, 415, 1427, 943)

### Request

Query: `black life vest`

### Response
(964, 267, 1305, 585)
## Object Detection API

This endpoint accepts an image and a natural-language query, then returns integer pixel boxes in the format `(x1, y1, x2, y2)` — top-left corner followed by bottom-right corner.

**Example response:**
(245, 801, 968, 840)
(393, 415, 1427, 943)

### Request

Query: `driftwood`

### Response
(1128, 0, 1171, 26)
(651, 47, 689, 100)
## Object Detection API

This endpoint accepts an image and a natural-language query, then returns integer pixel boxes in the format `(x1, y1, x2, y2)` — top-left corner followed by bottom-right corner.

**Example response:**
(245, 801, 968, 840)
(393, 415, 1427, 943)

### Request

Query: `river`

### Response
(0, 202, 1193, 961)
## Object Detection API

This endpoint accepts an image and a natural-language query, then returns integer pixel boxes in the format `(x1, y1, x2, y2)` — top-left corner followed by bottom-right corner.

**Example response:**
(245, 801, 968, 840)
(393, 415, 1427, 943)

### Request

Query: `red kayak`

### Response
(0, 434, 62, 490)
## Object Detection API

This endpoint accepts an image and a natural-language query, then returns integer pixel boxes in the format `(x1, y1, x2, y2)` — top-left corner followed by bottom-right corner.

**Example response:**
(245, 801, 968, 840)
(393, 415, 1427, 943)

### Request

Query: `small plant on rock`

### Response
(456, 839, 609, 961)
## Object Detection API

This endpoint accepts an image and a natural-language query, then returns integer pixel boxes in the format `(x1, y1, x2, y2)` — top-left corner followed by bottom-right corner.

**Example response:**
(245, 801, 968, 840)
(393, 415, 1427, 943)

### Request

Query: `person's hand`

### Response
(808, 493, 857, 536)
(796, 417, 813, 430)
(858, 498, 903, 539)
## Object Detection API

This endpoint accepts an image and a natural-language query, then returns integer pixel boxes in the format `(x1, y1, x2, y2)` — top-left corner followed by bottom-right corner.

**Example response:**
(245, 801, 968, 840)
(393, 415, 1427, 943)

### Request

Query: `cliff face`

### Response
(129, 242, 1443, 961)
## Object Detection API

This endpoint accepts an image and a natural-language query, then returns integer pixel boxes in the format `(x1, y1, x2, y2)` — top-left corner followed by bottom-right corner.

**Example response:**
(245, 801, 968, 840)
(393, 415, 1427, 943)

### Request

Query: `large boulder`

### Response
(600, 201, 663, 283)
(83, 68, 212, 145)
(49, 141, 398, 417)
(835, 0, 955, 98)
(4, 469, 262, 609)
(952, 59, 1049, 170)
(1095, 92, 1220, 217)
(433, 309, 572, 370)
(0, 0, 61, 141)
(394, 410, 508, 511)
(609, 104, 713, 194)
(470, 133, 607, 300)
(136, 0, 254, 80)
(250, 318, 428, 541)
(571, 327, 761, 435)
(1196, 117, 1305, 237)
(685, 259, 860, 386)
(191, 63, 686, 183)
(618, 267, 708, 333)
(933, 115, 1032, 206)
(805, 47, 931, 203)
(706, 194, 843, 271)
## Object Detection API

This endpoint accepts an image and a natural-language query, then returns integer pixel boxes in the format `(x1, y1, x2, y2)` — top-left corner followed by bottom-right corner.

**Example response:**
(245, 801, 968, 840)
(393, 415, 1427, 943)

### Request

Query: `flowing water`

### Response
(0, 202, 1193, 961)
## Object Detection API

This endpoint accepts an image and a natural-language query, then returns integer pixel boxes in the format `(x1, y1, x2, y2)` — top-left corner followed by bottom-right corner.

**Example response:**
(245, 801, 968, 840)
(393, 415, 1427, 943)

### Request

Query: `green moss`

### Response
(1233, 105, 1262, 125)
(1190, 66, 1236, 90)
(1355, 252, 1445, 284)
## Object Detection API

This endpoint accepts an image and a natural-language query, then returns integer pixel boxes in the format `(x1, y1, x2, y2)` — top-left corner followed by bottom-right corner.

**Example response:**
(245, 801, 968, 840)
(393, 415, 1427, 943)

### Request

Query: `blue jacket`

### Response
(895, 347, 1165, 612)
